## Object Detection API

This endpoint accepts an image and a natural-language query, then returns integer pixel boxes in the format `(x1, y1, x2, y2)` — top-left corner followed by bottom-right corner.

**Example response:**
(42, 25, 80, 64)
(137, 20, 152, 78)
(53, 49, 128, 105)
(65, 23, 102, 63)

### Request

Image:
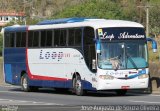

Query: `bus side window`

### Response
(16, 32, 26, 47)
(21, 32, 26, 47)
(41, 30, 46, 47)
(68, 28, 82, 47)
(33, 31, 39, 47)
(28, 31, 33, 47)
(54, 29, 60, 46)
(4, 32, 11, 47)
(83, 27, 95, 71)
(60, 29, 66, 46)
(28, 31, 39, 47)
(40, 30, 52, 47)
(5, 32, 15, 47)
(46, 30, 53, 47)
(68, 29, 75, 46)
(75, 28, 82, 46)
(10, 33, 15, 47)
(16, 32, 21, 47)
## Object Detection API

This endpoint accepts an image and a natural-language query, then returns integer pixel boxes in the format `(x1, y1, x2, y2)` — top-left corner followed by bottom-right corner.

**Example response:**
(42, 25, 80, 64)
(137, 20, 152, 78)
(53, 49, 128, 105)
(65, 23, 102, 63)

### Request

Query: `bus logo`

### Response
(39, 50, 70, 61)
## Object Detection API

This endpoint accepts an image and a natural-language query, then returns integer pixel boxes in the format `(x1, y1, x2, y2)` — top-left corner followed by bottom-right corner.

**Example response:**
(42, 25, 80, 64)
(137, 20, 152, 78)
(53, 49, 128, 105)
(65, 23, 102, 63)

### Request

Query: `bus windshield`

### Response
(98, 41, 148, 70)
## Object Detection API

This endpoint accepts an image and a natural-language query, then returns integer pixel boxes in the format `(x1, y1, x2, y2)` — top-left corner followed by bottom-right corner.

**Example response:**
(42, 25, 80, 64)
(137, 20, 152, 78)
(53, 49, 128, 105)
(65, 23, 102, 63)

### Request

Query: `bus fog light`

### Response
(138, 74, 148, 79)
(99, 75, 114, 80)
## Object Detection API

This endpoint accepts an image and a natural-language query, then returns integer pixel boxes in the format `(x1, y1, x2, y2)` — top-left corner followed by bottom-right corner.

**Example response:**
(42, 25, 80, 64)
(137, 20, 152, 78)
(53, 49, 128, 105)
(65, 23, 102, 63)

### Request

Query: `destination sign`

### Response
(97, 27, 146, 41)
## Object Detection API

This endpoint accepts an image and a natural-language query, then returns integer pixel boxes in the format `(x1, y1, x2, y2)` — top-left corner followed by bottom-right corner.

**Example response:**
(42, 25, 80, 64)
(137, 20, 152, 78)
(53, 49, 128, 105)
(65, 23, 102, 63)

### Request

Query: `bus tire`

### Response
(115, 89, 127, 96)
(73, 76, 84, 96)
(21, 74, 31, 92)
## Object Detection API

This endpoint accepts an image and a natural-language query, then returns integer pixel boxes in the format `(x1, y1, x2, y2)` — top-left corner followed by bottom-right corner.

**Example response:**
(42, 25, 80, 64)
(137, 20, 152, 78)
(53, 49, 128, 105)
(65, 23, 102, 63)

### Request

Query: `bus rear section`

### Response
(3, 26, 27, 85)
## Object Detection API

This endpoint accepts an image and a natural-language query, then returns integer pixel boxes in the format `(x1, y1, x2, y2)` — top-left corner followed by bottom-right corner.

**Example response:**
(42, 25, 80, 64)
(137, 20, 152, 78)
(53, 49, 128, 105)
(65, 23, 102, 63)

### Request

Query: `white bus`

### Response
(3, 18, 157, 96)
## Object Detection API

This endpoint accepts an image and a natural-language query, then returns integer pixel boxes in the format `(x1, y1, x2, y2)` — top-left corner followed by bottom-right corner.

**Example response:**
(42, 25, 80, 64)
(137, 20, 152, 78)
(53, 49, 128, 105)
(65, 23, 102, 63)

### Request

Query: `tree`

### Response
(0, 34, 3, 56)
(150, 5, 160, 36)
(53, 0, 125, 19)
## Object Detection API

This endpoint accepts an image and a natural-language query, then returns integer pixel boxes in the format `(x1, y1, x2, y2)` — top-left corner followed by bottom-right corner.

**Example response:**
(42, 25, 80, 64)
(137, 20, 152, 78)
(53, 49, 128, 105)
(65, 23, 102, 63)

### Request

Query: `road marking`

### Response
(0, 98, 63, 105)
(0, 85, 20, 88)
(130, 100, 160, 104)
(0, 90, 25, 94)
(149, 94, 160, 97)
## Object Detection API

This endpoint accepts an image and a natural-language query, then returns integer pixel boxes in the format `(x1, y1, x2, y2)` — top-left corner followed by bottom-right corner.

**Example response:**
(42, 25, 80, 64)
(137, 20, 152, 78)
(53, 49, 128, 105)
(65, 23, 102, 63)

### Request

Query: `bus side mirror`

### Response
(96, 39, 101, 53)
(92, 59, 97, 70)
(147, 37, 157, 53)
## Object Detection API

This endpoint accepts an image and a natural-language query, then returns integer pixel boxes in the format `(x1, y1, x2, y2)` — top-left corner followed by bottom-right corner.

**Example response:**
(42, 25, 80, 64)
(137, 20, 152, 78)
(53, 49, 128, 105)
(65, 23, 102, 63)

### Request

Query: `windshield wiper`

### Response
(126, 54, 138, 70)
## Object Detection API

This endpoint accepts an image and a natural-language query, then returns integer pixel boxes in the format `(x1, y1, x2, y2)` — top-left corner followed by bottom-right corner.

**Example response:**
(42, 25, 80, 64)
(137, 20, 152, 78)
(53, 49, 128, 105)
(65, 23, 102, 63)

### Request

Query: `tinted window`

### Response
(5, 32, 15, 47)
(33, 31, 39, 47)
(54, 30, 60, 46)
(46, 30, 53, 47)
(28, 31, 39, 47)
(16, 32, 21, 47)
(68, 28, 82, 46)
(41, 30, 46, 47)
(60, 30, 66, 46)
(16, 32, 26, 47)
(40, 30, 53, 47)
(21, 32, 26, 47)
(75, 29, 82, 46)
(68, 29, 74, 46)
(4, 33, 10, 47)
(83, 27, 95, 71)
(28, 31, 33, 47)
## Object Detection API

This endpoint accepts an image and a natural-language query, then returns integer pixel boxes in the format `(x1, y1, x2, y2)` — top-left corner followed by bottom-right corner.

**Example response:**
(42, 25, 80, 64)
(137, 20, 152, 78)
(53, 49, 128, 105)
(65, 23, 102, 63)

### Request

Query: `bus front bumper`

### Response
(96, 78, 149, 90)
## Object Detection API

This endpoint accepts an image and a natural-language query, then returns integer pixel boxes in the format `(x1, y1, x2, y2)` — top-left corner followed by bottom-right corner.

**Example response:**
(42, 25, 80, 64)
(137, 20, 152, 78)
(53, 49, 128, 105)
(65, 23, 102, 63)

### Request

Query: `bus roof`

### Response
(30, 18, 144, 30)
(4, 18, 144, 32)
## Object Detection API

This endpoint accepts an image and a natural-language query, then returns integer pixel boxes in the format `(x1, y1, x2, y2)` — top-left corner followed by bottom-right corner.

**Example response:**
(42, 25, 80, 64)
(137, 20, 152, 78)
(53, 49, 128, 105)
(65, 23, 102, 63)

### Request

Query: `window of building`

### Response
(0, 17, 2, 21)
(4, 16, 9, 21)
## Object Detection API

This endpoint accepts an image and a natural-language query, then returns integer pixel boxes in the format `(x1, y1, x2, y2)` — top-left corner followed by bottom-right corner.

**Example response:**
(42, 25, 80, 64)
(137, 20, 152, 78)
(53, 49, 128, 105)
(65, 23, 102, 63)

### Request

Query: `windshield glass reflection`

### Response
(98, 41, 148, 70)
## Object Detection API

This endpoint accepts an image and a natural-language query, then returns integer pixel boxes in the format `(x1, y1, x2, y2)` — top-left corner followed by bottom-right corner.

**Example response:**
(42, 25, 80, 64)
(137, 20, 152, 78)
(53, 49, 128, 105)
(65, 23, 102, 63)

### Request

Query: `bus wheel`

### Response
(115, 89, 127, 96)
(73, 76, 84, 96)
(21, 74, 31, 92)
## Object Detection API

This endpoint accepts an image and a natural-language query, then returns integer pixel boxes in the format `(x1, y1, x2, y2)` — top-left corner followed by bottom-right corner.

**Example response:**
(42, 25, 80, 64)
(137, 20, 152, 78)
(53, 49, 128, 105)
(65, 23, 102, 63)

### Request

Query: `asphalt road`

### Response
(0, 85, 160, 111)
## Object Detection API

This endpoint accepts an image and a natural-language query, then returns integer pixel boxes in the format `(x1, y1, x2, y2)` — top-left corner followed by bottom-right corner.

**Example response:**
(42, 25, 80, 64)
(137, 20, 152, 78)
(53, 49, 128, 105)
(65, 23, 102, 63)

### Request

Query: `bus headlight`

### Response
(138, 74, 149, 79)
(99, 75, 114, 80)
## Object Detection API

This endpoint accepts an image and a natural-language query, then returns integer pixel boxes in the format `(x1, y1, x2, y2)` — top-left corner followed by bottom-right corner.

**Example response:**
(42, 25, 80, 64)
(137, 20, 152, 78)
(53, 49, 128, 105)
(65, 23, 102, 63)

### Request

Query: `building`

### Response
(0, 12, 25, 27)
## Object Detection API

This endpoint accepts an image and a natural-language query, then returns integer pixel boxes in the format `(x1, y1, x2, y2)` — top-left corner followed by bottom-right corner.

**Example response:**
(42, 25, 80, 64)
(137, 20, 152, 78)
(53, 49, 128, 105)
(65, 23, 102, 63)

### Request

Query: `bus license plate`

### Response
(121, 86, 130, 89)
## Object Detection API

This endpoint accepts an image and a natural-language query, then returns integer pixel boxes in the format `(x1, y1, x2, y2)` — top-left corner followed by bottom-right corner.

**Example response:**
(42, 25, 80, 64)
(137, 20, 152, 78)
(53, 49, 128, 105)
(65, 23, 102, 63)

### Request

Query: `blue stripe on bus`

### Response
(4, 26, 27, 32)
(28, 79, 95, 90)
